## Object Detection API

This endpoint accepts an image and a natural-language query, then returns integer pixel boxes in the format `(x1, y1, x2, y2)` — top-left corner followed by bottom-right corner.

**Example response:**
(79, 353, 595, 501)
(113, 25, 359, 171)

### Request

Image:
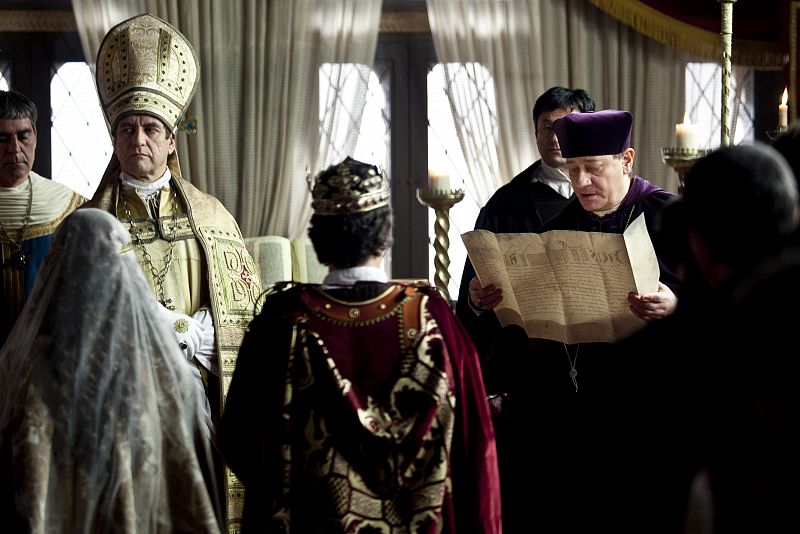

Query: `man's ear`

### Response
(622, 147, 635, 175)
(167, 133, 176, 155)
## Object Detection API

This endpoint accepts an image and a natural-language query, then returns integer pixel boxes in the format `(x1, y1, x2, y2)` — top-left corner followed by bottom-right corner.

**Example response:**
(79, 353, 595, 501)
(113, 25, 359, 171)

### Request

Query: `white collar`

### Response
(591, 204, 621, 217)
(533, 161, 573, 199)
(322, 265, 388, 288)
(119, 169, 171, 198)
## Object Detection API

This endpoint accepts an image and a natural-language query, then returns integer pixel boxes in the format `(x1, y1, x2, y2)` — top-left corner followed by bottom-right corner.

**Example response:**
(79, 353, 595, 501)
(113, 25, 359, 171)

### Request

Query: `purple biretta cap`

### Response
(553, 109, 633, 158)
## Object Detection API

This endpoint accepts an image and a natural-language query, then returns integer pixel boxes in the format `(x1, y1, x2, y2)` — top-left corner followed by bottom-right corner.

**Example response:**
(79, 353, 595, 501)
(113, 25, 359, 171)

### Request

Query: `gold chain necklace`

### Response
(0, 174, 33, 266)
(121, 183, 179, 309)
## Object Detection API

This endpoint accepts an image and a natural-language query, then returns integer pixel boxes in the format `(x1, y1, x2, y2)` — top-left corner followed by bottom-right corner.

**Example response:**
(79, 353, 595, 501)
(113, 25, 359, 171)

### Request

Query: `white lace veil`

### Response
(0, 208, 220, 533)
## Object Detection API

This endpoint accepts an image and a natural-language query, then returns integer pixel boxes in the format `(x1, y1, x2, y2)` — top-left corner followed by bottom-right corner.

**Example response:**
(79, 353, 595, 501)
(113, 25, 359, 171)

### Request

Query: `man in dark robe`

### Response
(456, 87, 595, 369)
(468, 109, 680, 532)
(219, 157, 501, 533)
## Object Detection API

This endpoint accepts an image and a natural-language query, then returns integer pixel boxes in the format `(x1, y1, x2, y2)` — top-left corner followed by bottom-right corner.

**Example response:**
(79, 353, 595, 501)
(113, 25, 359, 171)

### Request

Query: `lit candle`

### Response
(428, 169, 450, 191)
(779, 87, 789, 129)
(675, 112, 698, 149)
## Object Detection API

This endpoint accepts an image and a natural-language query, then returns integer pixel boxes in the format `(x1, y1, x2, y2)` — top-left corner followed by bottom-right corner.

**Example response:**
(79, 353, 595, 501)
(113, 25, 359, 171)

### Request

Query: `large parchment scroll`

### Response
(461, 214, 660, 343)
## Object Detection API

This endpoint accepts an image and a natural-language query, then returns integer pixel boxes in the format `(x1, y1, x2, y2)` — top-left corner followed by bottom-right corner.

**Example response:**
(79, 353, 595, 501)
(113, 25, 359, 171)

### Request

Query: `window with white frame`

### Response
(50, 62, 112, 198)
(685, 62, 754, 147)
(319, 63, 390, 171)
(319, 63, 392, 276)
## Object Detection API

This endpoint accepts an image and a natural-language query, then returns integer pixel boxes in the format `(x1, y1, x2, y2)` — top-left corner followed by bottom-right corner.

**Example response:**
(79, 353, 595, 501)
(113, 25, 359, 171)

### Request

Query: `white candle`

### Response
(675, 112, 698, 149)
(779, 87, 789, 128)
(428, 169, 450, 191)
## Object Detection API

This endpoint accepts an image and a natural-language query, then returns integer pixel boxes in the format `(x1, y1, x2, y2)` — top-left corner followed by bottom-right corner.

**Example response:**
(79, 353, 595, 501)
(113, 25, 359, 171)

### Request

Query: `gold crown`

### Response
(310, 157, 390, 216)
(96, 13, 199, 133)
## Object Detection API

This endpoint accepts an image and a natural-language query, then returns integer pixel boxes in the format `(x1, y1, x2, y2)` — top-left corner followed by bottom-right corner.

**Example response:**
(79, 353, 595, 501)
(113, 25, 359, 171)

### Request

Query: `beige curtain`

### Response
(427, 0, 688, 194)
(72, 0, 382, 238)
(439, 62, 504, 206)
(72, 1, 145, 73)
(296, 2, 383, 236)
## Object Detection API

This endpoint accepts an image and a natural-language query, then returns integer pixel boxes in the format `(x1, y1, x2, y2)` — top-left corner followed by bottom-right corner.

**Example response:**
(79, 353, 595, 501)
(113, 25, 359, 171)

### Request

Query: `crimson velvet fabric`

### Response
(638, 0, 780, 41)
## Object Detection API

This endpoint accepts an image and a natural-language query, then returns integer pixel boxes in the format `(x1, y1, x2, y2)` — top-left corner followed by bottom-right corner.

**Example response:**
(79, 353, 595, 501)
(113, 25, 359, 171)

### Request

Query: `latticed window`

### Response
(685, 62, 754, 147)
(319, 63, 390, 172)
(319, 62, 392, 275)
(352, 62, 391, 175)
(50, 62, 112, 198)
(428, 62, 496, 299)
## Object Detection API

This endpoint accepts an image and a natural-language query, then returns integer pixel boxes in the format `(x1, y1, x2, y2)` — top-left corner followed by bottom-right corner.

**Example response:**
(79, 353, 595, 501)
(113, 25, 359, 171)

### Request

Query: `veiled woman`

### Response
(0, 208, 220, 533)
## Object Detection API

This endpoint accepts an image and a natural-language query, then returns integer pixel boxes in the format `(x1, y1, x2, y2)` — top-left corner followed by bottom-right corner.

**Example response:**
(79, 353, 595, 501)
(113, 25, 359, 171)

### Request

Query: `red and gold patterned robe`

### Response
(220, 281, 501, 533)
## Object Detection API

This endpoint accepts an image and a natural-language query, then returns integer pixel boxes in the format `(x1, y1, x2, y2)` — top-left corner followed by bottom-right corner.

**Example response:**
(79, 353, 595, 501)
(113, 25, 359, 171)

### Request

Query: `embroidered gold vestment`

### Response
(86, 171, 261, 530)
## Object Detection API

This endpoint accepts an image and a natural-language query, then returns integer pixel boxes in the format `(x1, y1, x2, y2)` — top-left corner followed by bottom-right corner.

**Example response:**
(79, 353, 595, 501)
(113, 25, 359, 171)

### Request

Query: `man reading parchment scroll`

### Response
(464, 109, 680, 533)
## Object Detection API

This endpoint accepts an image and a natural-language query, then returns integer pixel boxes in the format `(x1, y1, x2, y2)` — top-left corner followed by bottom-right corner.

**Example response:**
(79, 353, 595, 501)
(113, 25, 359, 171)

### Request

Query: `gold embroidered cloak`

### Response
(86, 167, 261, 531)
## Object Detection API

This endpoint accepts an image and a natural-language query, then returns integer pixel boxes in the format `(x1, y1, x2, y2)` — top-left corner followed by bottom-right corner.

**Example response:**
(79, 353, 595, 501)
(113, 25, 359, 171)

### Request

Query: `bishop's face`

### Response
(0, 117, 37, 188)
(113, 115, 175, 182)
(565, 148, 635, 213)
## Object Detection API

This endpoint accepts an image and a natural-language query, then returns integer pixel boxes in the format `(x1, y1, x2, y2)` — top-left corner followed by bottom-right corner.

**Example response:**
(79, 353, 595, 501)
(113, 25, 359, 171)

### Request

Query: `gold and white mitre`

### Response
(96, 13, 199, 133)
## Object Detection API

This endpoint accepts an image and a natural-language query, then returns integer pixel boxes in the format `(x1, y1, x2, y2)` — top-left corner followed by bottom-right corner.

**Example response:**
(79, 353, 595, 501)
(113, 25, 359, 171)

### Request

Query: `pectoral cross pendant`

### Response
(564, 343, 580, 392)
(16, 251, 28, 267)
(569, 367, 578, 392)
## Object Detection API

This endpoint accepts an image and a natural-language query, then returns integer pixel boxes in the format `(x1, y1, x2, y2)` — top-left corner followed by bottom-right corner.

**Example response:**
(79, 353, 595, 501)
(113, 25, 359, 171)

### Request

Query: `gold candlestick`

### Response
(416, 187, 465, 302)
(661, 147, 711, 193)
(718, 0, 737, 146)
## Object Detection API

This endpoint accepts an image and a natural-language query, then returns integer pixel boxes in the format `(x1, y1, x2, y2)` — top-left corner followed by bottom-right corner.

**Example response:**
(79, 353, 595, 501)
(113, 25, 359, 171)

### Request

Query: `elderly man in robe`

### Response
(0, 90, 84, 343)
(468, 109, 680, 532)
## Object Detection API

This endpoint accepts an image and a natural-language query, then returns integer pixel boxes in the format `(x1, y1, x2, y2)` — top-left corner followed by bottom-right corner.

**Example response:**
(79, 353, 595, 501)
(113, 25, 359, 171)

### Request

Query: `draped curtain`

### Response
(427, 0, 689, 194)
(71, 0, 381, 238)
(442, 60, 504, 207)
(72, 2, 145, 72)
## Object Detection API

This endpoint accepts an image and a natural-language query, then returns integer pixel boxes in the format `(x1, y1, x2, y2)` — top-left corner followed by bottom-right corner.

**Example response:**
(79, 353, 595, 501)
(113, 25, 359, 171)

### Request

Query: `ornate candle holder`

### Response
(766, 125, 789, 141)
(416, 187, 465, 302)
(661, 147, 711, 193)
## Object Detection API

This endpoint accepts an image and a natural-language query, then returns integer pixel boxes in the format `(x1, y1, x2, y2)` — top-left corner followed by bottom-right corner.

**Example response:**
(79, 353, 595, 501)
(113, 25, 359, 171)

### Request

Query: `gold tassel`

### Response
(589, 0, 786, 68)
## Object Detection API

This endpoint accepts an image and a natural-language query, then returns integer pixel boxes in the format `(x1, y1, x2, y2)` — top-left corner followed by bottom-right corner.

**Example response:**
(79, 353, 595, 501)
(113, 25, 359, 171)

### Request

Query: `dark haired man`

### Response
(220, 156, 501, 533)
(0, 89, 84, 343)
(610, 143, 800, 532)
